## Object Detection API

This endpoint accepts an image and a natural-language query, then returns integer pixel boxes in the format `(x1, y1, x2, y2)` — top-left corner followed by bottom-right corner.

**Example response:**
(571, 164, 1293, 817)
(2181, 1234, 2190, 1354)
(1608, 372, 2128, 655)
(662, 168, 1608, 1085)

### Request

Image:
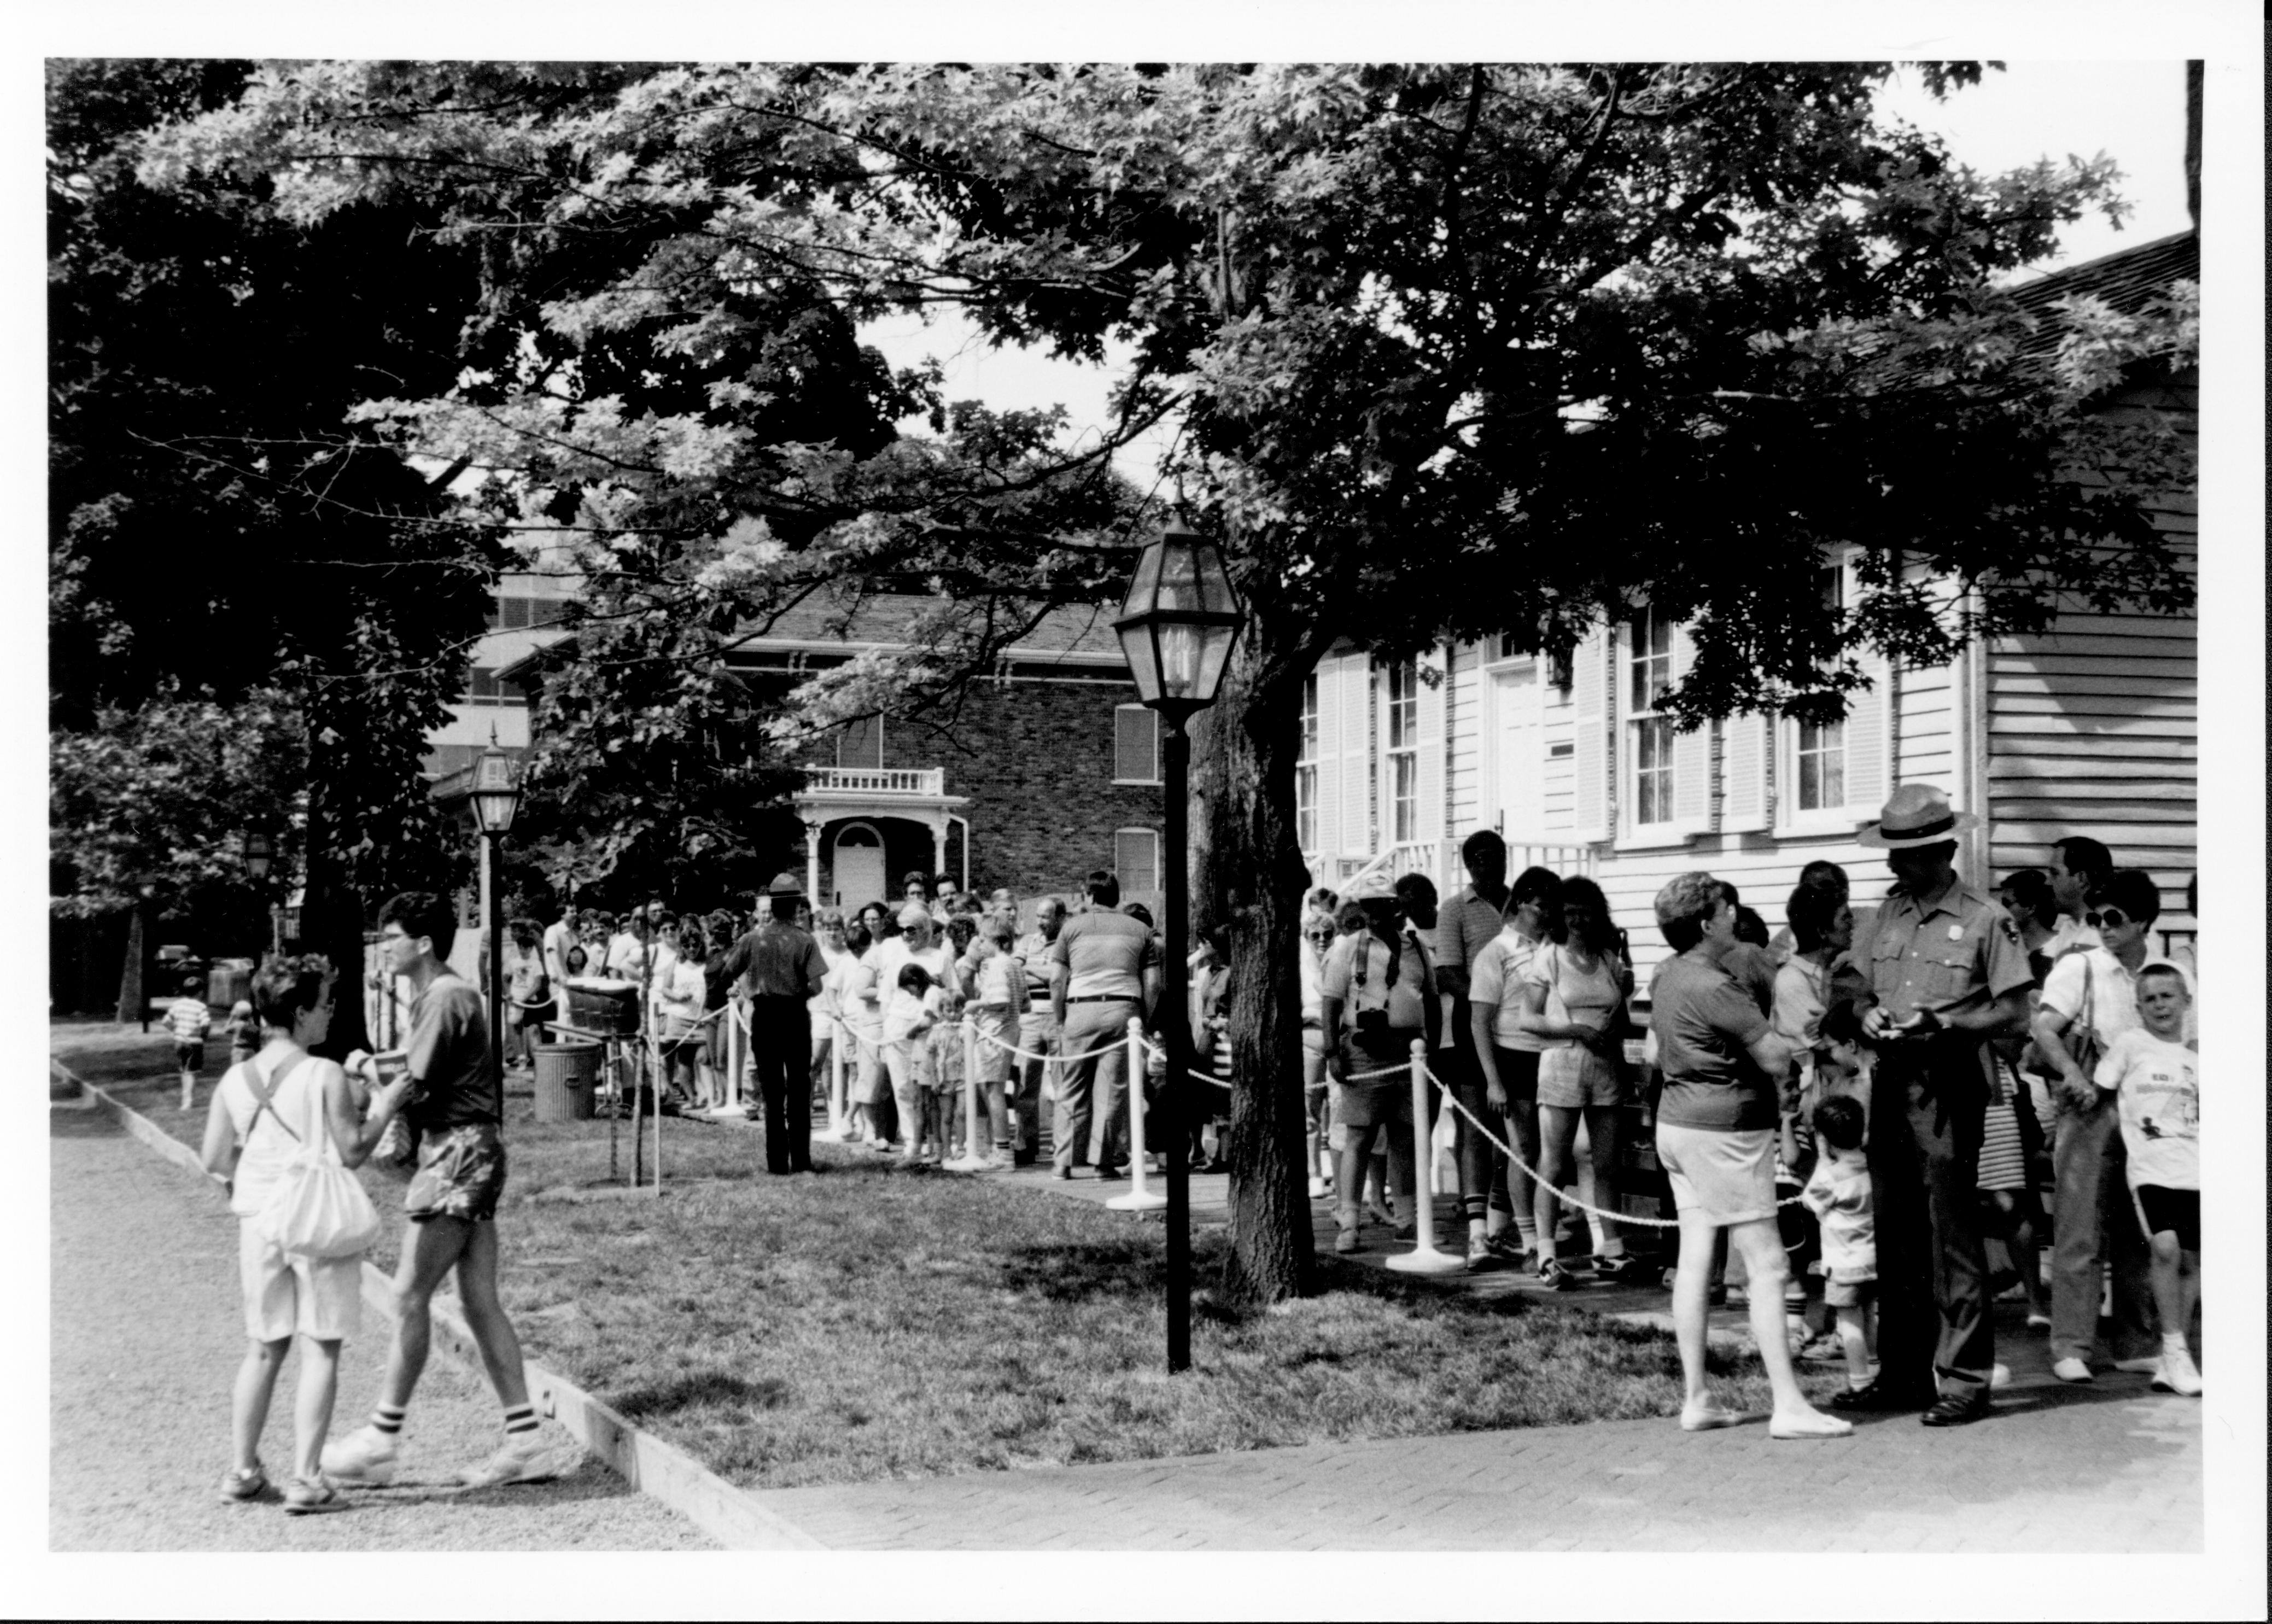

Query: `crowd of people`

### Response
(196, 780, 2199, 1510)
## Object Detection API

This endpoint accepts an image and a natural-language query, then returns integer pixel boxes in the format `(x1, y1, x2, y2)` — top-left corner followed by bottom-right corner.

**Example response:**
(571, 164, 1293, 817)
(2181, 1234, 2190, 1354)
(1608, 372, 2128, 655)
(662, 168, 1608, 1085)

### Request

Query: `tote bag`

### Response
(257, 1059, 383, 1260)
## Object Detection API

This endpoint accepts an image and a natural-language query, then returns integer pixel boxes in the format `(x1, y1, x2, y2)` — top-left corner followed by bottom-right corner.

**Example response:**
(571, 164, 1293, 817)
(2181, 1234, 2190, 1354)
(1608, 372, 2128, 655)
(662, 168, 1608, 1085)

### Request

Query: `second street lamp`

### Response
(469, 731, 524, 1086)
(1113, 518, 1243, 1374)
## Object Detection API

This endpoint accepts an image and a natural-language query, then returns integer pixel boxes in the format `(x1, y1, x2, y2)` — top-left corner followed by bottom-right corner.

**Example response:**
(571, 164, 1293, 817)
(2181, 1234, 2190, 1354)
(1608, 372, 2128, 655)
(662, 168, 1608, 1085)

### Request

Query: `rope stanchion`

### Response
(1107, 1015, 1166, 1212)
(945, 1017, 993, 1172)
(1386, 1039, 1464, 1274)
(814, 1011, 850, 1141)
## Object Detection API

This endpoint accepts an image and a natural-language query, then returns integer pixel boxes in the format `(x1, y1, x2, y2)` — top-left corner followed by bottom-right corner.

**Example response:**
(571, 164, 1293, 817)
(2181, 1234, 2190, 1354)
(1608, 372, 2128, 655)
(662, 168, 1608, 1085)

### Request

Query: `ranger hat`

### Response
(766, 871, 806, 898)
(1342, 869, 1395, 902)
(1856, 783, 1981, 850)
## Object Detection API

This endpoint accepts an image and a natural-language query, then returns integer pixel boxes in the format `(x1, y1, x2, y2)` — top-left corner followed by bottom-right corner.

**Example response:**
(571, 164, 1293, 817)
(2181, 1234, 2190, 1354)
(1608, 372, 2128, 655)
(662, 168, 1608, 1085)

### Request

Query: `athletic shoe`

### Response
(1591, 1253, 1652, 1284)
(2111, 1355, 2163, 1375)
(2151, 1347, 2204, 1397)
(1464, 1238, 1494, 1272)
(319, 1426, 400, 1486)
(1797, 1333, 1847, 1364)
(2051, 1357, 2094, 1383)
(1538, 1257, 1579, 1292)
(219, 1464, 267, 1504)
(458, 1433, 552, 1489)
(283, 1475, 352, 1515)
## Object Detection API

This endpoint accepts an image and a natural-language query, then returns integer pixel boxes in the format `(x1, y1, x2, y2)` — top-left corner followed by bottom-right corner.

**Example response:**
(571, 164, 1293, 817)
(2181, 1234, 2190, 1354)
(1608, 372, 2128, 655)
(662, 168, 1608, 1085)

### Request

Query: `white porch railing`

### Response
(1504, 842, 1598, 880)
(801, 766, 945, 796)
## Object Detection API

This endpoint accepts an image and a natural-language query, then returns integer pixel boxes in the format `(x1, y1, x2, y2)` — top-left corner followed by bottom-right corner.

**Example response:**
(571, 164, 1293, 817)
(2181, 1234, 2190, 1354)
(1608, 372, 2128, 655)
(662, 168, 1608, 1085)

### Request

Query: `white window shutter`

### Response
(1671, 623, 1714, 833)
(1844, 653, 1892, 813)
(1416, 644, 1447, 877)
(1572, 625, 1611, 842)
(1340, 654, 1373, 857)
(1312, 655, 1342, 863)
(1722, 710, 1771, 832)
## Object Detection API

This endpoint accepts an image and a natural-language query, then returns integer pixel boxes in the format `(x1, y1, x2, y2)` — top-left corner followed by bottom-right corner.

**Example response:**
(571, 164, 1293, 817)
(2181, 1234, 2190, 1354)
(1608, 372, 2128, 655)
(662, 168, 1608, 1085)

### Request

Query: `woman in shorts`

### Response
(1518, 876, 1644, 1285)
(1646, 873, 1849, 1440)
(199, 954, 414, 1512)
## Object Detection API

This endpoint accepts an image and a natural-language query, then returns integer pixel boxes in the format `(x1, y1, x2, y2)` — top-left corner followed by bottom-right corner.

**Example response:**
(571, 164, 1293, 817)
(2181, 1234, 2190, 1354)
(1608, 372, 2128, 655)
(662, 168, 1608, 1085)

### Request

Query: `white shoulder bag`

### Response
(256, 1056, 384, 1260)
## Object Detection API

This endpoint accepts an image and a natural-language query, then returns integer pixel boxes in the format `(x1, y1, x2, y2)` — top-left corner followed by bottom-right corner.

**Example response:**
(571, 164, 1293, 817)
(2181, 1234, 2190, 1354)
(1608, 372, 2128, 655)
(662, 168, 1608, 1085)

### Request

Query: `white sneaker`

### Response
(2151, 1347, 2204, 1397)
(2051, 1357, 2094, 1383)
(319, 1424, 400, 1485)
(458, 1432, 552, 1488)
(2111, 1355, 2163, 1375)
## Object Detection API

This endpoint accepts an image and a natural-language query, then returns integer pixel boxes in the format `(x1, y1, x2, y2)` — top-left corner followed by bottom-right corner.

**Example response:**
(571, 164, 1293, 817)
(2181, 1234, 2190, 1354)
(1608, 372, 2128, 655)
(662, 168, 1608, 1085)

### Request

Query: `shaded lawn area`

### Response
(71, 1049, 1834, 1492)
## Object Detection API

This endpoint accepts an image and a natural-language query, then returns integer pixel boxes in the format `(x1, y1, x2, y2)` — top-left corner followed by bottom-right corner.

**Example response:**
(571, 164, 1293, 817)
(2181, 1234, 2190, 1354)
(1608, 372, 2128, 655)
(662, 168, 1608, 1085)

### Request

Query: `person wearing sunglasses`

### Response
(2030, 867, 2175, 1385)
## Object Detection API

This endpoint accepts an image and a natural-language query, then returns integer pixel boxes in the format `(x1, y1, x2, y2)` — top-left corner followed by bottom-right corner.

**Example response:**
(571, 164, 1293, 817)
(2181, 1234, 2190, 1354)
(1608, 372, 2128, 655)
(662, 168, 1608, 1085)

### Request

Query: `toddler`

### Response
(227, 999, 262, 1067)
(1800, 1095, 1877, 1393)
(2094, 963, 2200, 1397)
(166, 974, 213, 1112)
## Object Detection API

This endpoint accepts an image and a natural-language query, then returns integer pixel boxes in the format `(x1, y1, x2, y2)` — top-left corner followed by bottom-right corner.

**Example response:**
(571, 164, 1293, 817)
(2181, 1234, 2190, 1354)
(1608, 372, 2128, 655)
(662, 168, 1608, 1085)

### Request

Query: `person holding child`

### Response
(1647, 872, 1850, 1440)
(2093, 962, 2201, 1397)
(201, 954, 417, 1514)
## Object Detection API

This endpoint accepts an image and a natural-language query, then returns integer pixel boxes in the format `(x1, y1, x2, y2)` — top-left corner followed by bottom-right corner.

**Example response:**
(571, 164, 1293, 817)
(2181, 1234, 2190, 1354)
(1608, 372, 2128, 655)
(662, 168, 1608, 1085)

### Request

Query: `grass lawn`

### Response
(69, 1046, 1835, 1493)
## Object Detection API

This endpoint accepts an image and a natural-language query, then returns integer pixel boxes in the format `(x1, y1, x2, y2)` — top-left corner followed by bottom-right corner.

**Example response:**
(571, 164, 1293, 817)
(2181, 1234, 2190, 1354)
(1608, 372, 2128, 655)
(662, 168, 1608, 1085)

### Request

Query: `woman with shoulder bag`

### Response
(200, 954, 414, 1515)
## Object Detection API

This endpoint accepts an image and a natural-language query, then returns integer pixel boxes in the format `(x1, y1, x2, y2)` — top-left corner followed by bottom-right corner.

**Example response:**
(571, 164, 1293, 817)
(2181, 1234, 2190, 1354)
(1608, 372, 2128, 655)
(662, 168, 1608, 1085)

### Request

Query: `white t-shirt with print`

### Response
(2094, 1029, 2198, 1191)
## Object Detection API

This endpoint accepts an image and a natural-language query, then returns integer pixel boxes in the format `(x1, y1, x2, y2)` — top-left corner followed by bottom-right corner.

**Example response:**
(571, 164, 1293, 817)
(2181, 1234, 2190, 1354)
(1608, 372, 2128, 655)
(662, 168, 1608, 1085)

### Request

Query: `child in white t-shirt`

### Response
(2094, 962, 2200, 1397)
(1800, 1094, 1877, 1392)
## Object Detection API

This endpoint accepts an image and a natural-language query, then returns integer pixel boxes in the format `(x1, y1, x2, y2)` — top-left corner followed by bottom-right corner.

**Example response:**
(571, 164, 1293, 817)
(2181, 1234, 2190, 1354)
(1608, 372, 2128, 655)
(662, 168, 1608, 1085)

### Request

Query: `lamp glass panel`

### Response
(1116, 622, 1164, 705)
(1192, 622, 1238, 702)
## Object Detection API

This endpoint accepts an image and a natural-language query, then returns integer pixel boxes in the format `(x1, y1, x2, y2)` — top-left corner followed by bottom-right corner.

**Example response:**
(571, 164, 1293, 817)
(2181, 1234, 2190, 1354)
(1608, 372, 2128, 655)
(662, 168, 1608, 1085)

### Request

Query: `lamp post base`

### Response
(1106, 1188, 1168, 1212)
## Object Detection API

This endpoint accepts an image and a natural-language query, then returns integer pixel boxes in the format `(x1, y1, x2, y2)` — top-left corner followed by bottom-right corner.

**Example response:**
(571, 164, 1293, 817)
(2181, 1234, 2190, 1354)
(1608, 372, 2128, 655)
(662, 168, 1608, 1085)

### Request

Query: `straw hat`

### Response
(1856, 783, 1980, 849)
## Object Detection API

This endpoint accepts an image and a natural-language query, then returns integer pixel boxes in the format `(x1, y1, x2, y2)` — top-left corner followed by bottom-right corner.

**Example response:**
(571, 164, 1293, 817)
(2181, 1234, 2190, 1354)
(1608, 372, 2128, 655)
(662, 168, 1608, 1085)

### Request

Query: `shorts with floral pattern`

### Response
(403, 1121, 508, 1223)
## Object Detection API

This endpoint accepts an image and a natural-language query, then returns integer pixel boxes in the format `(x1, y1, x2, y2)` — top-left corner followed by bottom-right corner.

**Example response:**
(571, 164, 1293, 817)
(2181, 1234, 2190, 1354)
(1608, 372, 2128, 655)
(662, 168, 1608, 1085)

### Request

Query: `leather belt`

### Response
(1065, 994, 1135, 1004)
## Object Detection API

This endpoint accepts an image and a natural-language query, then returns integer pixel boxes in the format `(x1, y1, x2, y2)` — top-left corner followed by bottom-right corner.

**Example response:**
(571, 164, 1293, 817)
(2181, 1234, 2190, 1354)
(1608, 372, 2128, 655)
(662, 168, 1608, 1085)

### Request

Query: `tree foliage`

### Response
(144, 61, 2198, 1297)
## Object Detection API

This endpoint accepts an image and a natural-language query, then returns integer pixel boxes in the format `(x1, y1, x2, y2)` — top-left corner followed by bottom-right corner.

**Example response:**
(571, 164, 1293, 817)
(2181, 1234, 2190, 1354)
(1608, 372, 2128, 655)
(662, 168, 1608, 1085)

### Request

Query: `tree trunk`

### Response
(1194, 611, 1317, 1305)
(115, 898, 147, 1026)
(301, 738, 373, 1061)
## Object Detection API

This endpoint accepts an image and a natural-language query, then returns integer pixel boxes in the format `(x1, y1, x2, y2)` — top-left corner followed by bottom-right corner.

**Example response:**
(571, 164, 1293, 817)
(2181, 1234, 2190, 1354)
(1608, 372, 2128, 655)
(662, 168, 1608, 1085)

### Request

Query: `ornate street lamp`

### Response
(469, 729, 523, 1083)
(1113, 518, 1243, 1374)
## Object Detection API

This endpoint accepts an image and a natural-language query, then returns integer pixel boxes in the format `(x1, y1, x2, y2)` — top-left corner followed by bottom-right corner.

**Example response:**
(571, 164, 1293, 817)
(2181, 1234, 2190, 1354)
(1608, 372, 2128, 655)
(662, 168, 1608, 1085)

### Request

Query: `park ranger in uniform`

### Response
(1831, 784, 2034, 1427)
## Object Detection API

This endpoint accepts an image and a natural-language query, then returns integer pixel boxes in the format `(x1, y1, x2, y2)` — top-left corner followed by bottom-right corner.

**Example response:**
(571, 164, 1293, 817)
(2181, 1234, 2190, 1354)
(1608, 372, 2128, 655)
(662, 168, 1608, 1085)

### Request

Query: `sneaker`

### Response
(1539, 1257, 1578, 1292)
(1464, 1238, 1494, 1272)
(319, 1425, 400, 1486)
(1797, 1333, 1847, 1364)
(458, 1433, 552, 1489)
(282, 1475, 351, 1515)
(1482, 1231, 1527, 1264)
(2151, 1347, 2204, 1397)
(1307, 1177, 1330, 1200)
(2111, 1355, 2163, 1375)
(1591, 1253, 1652, 1284)
(219, 1464, 267, 1504)
(2051, 1357, 2094, 1383)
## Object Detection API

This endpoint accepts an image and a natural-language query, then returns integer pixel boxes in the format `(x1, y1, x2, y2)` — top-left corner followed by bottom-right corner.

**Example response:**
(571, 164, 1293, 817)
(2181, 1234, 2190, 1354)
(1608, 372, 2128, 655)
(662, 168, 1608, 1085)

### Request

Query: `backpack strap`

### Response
(239, 1054, 305, 1146)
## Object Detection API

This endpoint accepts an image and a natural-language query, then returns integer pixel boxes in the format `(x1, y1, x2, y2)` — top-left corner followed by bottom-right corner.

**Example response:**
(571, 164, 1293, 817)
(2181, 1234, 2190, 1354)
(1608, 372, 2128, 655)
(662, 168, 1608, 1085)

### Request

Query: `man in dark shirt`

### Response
(323, 890, 548, 1492)
(723, 872, 830, 1173)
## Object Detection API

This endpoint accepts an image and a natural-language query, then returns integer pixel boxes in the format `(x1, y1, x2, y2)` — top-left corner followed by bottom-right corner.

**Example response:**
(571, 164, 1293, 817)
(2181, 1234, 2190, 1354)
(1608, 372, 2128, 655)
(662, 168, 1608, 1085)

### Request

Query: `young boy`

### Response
(167, 975, 213, 1111)
(1800, 1095, 1877, 1394)
(2094, 963, 2201, 1397)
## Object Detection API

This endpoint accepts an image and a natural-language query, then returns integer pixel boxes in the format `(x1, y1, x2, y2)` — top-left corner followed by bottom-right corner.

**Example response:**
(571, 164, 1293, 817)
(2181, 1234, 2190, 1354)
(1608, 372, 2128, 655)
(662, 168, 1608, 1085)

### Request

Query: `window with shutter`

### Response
(1385, 661, 1419, 844)
(1337, 653, 1372, 857)
(1572, 625, 1611, 842)
(1626, 609, 1678, 829)
(1114, 828, 1159, 895)
(1722, 711, 1772, 831)
(1296, 673, 1320, 854)
(1113, 705, 1161, 784)
(1311, 661, 1341, 860)
(1778, 553, 1888, 832)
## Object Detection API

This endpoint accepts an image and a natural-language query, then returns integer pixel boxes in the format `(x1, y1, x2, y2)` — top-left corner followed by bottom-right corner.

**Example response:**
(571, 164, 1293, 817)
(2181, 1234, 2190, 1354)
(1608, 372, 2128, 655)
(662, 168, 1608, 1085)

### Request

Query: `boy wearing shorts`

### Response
(322, 891, 552, 1489)
(2094, 963, 2201, 1397)
(167, 975, 212, 1111)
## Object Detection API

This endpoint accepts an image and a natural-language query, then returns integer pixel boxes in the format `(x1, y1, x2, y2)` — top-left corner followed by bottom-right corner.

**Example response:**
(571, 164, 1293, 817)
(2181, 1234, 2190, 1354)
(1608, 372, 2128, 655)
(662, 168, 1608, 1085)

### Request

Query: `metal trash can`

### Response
(208, 958, 255, 1013)
(532, 1037, 602, 1123)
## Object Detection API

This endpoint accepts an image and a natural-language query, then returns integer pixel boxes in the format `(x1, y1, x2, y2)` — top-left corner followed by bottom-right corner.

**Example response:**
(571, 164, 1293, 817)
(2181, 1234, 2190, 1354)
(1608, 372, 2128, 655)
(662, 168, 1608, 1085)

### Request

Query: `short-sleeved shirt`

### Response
(2041, 915, 2102, 962)
(1318, 930, 1433, 1036)
(723, 921, 828, 1001)
(2095, 1029, 2198, 1190)
(541, 920, 576, 989)
(1432, 885, 1512, 1002)
(1016, 929, 1062, 1000)
(871, 939, 958, 1006)
(167, 997, 212, 1043)
(2038, 947, 2178, 1053)
(404, 973, 501, 1133)
(1469, 926, 1549, 1050)
(1850, 879, 2034, 1025)
(1049, 909, 1159, 1002)
(1722, 943, 1779, 1015)
(1649, 953, 1776, 1132)
(1801, 1150, 1876, 1280)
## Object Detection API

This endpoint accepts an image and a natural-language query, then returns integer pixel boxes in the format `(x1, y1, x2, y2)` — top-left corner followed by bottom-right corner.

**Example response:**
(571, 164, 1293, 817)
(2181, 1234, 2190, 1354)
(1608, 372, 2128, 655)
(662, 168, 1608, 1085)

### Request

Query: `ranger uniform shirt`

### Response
(1850, 878, 2034, 1025)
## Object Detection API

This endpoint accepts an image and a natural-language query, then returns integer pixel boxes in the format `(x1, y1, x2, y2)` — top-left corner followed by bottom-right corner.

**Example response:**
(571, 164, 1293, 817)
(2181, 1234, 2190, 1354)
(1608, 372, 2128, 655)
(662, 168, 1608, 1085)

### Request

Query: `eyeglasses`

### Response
(2084, 908, 2130, 931)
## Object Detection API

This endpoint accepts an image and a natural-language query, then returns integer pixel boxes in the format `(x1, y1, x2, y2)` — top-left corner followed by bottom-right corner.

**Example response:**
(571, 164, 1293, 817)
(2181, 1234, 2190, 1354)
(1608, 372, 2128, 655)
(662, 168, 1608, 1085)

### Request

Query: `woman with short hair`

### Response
(1649, 872, 1850, 1439)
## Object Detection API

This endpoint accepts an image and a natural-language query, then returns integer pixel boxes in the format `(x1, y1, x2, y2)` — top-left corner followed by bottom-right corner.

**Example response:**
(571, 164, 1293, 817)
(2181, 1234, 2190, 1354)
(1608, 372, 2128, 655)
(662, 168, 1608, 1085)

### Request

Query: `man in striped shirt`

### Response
(166, 975, 212, 1111)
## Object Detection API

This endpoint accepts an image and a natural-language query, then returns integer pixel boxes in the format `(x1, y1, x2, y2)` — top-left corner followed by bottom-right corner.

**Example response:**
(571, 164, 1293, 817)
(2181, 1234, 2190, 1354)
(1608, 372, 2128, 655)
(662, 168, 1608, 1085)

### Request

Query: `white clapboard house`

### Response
(1298, 230, 2198, 977)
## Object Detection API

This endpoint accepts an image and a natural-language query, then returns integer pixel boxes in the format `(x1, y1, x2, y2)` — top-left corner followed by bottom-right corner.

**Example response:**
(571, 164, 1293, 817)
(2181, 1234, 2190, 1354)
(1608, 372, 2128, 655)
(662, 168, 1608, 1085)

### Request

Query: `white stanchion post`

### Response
(1387, 1038, 1462, 1274)
(947, 1016, 992, 1172)
(1108, 1016, 1166, 1212)
(814, 1012, 847, 1140)
(726, 1000, 745, 1115)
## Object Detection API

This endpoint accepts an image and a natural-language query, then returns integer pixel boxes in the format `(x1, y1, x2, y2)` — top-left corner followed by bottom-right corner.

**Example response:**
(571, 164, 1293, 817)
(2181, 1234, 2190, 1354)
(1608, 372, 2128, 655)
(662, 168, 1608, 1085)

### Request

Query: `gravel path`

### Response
(50, 1106, 712, 1551)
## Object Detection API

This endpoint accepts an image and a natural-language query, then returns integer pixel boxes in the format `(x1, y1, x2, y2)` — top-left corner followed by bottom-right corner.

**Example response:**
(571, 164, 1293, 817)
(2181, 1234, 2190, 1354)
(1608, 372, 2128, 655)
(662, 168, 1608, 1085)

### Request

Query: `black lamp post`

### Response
(1113, 518, 1243, 1374)
(469, 731, 523, 1084)
(245, 830, 276, 955)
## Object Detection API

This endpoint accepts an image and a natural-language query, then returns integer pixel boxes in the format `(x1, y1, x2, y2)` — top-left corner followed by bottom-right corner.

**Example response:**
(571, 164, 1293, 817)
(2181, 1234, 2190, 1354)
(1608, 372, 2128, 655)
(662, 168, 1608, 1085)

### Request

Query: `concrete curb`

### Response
(51, 1051, 823, 1553)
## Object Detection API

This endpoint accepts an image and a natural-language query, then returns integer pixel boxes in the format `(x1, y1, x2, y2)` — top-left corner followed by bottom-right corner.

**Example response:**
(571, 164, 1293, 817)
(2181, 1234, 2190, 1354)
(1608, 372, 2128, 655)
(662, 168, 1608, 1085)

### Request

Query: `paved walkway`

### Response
(50, 1102, 710, 1551)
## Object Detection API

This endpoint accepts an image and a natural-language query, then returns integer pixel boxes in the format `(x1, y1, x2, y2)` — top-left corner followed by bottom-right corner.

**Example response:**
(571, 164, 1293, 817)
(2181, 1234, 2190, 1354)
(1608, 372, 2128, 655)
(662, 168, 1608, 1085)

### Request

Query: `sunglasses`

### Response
(2083, 908, 2129, 931)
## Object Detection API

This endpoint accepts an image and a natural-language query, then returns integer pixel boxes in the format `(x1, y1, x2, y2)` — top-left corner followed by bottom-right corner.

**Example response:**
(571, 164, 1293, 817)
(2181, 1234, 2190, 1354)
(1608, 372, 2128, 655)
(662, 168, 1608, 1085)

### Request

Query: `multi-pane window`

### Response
(1385, 662, 1419, 844)
(1114, 704, 1161, 784)
(1295, 674, 1319, 851)
(462, 666, 524, 707)
(484, 594, 559, 632)
(1627, 608, 1675, 826)
(1114, 828, 1160, 895)
(1795, 565, 1847, 810)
